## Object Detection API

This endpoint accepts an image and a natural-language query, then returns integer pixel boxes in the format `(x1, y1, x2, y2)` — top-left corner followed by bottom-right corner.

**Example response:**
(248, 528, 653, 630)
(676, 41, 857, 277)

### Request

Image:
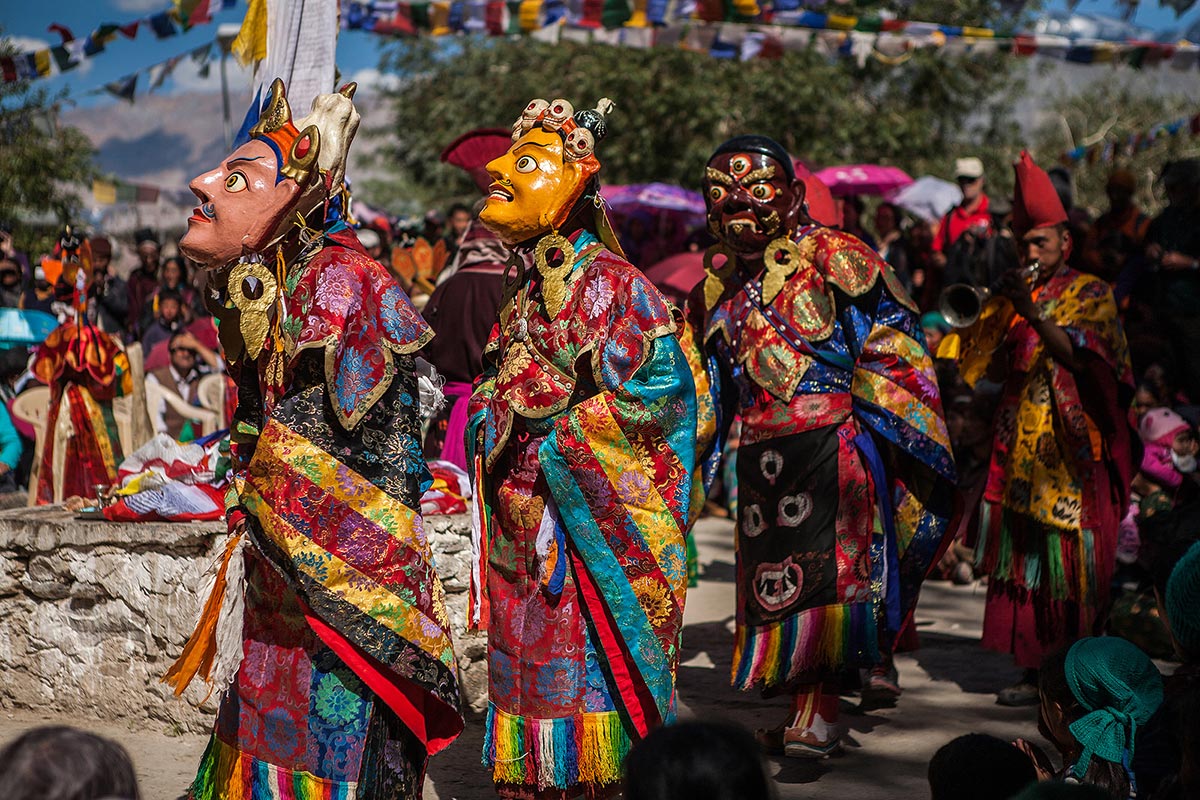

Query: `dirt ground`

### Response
(0, 517, 1051, 799)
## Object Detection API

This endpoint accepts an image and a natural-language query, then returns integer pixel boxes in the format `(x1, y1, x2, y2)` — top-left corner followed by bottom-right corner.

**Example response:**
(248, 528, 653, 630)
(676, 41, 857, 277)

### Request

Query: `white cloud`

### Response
(2, 36, 50, 54)
(167, 55, 255, 94)
(346, 68, 401, 94)
(113, 0, 172, 11)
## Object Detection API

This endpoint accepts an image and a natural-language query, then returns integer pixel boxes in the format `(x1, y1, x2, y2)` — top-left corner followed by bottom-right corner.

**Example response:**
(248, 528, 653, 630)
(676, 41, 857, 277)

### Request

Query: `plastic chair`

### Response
(11, 386, 50, 507)
(145, 379, 221, 437)
(196, 374, 226, 429)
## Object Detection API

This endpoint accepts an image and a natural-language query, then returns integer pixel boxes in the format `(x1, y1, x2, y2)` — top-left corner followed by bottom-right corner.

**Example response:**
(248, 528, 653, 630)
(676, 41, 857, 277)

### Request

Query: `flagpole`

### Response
(216, 24, 240, 148)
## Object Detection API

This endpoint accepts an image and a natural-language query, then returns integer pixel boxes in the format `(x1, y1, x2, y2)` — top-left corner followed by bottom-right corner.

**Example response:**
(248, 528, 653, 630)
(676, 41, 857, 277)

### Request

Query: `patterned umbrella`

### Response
(886, 176, 963, 223)
(813, 164, 914, 198)
(601, 183, 707, 225)
(0, 308, 58, 348)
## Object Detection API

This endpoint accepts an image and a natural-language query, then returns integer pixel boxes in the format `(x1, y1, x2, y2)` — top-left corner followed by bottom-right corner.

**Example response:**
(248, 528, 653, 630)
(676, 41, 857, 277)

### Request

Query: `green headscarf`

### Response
(1064, 637, 1163, 779)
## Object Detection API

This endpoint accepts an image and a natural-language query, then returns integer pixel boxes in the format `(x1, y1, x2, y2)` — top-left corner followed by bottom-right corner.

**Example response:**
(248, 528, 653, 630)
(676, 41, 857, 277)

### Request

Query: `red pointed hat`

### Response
(792, 159, 841, 228)
(440, 128, 513, 194)
(1012, 150, 1067, 235)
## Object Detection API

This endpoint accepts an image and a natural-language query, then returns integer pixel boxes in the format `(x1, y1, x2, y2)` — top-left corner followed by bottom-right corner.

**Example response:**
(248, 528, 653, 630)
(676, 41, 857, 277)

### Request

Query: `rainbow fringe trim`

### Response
(483, 704, 631, 790)
(731, 602, 878, 690)
(189, 736, 356, 800)
(976, 501, 1100, 604)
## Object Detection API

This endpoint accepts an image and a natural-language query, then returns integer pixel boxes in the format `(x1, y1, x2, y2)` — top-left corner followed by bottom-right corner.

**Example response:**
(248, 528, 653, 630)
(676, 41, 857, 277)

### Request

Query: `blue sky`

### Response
(1, 1, 384, 106)
(2, 0, 1198, 107)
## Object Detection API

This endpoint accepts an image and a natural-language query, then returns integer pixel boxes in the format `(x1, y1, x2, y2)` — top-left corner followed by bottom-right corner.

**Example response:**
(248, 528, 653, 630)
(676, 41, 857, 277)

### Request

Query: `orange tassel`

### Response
(162, 532, 245, 697)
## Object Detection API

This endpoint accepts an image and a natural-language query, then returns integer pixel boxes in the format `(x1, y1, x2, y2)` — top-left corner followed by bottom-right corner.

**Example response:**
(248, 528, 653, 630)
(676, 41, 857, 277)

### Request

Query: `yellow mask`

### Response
(480, 128, 590, 245)
(478, 98, 608, 246)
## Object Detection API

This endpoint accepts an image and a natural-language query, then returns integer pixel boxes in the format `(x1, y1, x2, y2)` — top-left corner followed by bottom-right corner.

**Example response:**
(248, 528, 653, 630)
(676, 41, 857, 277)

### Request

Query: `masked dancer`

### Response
(165, 79, 463, 799)
(468, 97, 708, 798)
(693, 135, 955, 757)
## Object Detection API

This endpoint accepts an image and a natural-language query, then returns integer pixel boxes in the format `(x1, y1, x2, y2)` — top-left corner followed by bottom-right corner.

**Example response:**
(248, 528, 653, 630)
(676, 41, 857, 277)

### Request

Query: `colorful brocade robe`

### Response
(699, 226, 956, 692)
(468, 233, 705, 795)
(963, 267, 1133, 665)
(33, 321, 130, 505)
(189, 234, 462, 800)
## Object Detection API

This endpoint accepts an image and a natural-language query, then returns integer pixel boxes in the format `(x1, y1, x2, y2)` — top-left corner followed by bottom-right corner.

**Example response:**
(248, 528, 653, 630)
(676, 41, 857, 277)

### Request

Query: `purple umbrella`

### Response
(601, 183, 707, 226)
(813, 165, 914, 198)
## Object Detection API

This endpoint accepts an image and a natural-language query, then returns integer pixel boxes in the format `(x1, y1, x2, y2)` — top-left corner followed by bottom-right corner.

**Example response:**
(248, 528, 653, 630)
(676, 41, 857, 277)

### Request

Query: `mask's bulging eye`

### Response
(750, 183, 777, 201)
(225, 172, 248, 192)
(708, 186, 727, 203)
(515, 155, 538, 174)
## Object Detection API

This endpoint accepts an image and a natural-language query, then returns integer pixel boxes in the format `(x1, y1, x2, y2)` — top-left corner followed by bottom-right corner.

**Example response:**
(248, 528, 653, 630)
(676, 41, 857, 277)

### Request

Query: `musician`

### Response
(951, 152, 1134, 707)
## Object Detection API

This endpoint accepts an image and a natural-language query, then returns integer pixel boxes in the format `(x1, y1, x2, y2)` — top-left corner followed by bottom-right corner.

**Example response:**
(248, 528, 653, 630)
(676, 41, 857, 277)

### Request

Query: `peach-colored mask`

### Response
(180, 138, 303, 269)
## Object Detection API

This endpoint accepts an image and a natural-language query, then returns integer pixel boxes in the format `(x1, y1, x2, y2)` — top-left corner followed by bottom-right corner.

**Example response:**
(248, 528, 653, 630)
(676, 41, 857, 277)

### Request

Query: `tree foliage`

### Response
(1034, 85, 1200, 217)
(0, 32, 97, 257)
(369, 3, 1026, 212)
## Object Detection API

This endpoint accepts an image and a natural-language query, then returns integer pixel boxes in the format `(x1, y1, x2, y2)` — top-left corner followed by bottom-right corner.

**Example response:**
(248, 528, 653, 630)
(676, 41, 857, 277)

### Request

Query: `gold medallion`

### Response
(761, 235, 803, 305)
(228, 260, 278, 360)
(533, 232, 576, 318)
(703, 244, 737, 310)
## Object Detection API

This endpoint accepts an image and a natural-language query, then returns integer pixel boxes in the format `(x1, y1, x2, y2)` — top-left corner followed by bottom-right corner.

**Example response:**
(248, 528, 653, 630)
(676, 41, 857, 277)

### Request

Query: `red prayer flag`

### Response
(47, 24, 75, 44)
(486, 1, 507, 33)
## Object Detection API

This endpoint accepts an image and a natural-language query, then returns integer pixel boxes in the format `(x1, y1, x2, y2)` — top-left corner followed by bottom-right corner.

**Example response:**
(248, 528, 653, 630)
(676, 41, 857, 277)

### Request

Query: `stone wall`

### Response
(0, 507, 485, 734)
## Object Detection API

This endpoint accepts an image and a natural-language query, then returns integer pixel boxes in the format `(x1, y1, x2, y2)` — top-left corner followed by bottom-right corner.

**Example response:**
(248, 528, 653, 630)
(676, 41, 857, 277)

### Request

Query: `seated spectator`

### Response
(0, 372, 21, 494)
(140, 256, 198, 333)
(0, 724, 142, 800)
(928, 733, 1037, 800)
(126, 228, 161, 332)
(139, 289, 185, 354)
(922, 311, 951, 356)
(624, 720, 775, 800)
(1032, 637, 1163, 799)
(20, 265, 55, 315)
(0, 347, 33, 489)
(144, 331, 220, 440)
(1128, 540, 1200, 799)
(0, 256, 22, 308)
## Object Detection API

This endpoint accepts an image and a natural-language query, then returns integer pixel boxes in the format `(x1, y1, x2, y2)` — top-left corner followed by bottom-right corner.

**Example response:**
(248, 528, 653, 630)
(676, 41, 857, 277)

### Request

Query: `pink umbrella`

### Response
(643, 251, 705, 307)
(813, 165, 913, 198)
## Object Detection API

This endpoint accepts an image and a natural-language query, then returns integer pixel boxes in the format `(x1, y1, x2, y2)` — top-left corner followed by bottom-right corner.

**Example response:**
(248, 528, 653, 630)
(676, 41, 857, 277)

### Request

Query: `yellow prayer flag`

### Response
(34, 50, 52, 76)
(961, 26, 994, 38)
(430, 1, 452, 35)
(93, 180, 117, 205)
(826, 14, 858, 30)
(518, 0, 542, 32)
(232, 0, 268, 67)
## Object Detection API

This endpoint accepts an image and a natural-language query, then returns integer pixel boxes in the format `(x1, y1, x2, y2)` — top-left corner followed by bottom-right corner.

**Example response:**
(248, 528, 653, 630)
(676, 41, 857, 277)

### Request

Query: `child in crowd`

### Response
(928, 733, 1038, 800)
(1117, 409, 1196, 566)
(1023, 637, 1163, 800)
(624, 720, 775, 800)
(0, 725, 142, 800)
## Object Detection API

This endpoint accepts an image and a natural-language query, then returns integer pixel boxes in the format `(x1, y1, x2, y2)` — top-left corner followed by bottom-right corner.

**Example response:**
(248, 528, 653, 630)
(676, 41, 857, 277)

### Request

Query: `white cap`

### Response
(33, 266, 46, 281)
(955, 157, 985, 180)
(357, 228, 381, 249)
